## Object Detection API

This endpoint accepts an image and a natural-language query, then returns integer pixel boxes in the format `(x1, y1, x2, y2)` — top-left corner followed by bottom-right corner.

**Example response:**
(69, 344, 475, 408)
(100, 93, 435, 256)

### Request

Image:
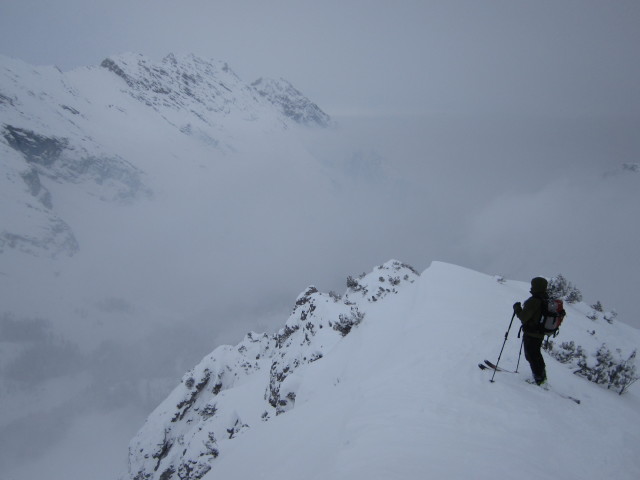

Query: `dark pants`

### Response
(523, 334, 546, 383)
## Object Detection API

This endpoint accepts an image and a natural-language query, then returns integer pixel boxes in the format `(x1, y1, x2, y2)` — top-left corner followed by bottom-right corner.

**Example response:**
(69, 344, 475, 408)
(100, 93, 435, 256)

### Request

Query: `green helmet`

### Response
(530, 277, 548, 295)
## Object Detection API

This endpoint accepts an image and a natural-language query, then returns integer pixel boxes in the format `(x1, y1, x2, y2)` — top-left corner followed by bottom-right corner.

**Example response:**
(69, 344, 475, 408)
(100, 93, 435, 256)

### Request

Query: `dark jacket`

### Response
(516, 277, 548, 339)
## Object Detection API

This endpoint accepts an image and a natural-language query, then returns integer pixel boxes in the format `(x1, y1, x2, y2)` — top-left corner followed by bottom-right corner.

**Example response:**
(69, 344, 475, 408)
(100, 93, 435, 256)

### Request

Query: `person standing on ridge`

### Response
(513, 277, 549, 385)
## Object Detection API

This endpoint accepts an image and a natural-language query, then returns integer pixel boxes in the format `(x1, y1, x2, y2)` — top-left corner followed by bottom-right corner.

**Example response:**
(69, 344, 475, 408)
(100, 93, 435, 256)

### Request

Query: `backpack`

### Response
(540, 298, 566, 336)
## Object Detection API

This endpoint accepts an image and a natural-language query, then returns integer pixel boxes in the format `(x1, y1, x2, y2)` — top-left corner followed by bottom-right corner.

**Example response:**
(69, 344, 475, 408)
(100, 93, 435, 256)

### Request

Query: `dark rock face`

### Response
(2, 125, 68, 167)
(99, 54, 254, 119)
(1, 124, 148, 257)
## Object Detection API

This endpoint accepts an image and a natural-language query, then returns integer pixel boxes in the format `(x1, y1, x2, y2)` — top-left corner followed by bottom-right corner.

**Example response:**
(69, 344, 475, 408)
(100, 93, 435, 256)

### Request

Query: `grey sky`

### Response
(1, 0, 639, 117)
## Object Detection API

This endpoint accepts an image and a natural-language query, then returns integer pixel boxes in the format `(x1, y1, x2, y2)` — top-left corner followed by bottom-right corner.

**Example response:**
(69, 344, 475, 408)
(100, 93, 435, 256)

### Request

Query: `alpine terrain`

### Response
(127, 260, 640, 480)
(1, 52, 638, 480)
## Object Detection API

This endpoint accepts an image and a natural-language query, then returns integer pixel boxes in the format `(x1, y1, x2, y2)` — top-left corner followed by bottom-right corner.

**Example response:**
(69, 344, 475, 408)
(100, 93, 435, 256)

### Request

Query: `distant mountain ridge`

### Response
(252, 77, 332, 127)
(100, 53, 271, 121)
(0, 53, 331, 257)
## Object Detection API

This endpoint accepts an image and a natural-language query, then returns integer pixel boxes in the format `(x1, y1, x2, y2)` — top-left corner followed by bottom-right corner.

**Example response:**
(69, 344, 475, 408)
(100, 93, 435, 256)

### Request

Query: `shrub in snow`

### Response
(603, 310, 617, 324)
(545, 340, 586, 365)
(609, 351, 638, 395)
(546, 340, 639, 395)
(345, 261, 419, 304)
(333, 309, 365, 336)
(547, 274, 583, 303)
(203, 433, 219, 458)
(176, 460, 211, 480)
(565, 289, 583, 304)
(585, 302, 615, 323)
(200, 403, 217, 419)
(346, 274, 365, 292)
(226, 416, 249, 439)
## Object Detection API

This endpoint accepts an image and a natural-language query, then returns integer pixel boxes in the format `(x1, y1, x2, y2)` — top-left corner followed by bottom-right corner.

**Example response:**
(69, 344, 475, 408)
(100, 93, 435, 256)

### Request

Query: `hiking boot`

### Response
(535, 376, 547, 386)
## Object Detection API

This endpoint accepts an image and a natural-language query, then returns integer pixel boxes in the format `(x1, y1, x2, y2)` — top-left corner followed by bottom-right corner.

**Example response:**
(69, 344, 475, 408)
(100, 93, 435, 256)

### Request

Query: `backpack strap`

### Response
(536, 296, 548, 333)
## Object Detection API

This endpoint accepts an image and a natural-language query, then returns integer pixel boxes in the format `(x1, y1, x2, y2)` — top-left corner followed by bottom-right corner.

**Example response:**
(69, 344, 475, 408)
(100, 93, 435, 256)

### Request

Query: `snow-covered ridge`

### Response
(126, 260, 639, 480)
(127, 260, 418, 480)
(100, 53, 263, 119)
(252, 77, 332, 127)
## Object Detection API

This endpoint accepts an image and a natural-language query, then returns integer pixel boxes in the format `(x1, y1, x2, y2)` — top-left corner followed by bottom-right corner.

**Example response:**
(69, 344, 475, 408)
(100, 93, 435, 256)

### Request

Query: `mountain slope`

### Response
(127, 261, 640, 480)
(252, 77, 332, 127)
(0, 53, 330, 259)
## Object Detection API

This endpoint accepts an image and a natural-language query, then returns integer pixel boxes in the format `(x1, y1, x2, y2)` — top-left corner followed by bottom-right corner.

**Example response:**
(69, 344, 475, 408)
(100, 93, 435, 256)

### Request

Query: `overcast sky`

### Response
(1, 0, 639, 118)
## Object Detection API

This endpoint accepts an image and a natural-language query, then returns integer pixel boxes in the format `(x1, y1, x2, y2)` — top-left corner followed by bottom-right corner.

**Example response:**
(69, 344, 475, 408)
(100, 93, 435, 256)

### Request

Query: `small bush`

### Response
(333, 309, 365, 336)
(574, 344, 638, 395)
(545, 341, 638, 395)
(548, 274, 583, 303)
(346, 276, 361, 291)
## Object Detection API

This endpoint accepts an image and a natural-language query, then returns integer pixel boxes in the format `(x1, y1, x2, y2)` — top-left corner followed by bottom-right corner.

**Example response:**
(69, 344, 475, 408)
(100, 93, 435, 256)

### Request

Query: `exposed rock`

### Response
(252, 77, 332, 127)
(2, 125, 67, 167)
(126, 262, 419, 480)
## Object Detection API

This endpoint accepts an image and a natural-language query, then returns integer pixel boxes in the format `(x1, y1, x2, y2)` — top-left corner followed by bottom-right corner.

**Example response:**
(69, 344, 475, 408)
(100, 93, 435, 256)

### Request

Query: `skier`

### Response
(513, 277, 548, 385)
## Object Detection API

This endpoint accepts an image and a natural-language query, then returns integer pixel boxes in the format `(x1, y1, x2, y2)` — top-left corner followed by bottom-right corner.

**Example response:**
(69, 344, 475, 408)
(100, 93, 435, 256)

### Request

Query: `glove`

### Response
(513, 302, 522, 314)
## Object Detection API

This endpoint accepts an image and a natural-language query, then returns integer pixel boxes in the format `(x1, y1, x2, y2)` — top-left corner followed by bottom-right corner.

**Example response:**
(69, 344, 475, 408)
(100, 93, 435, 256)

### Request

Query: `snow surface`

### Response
(127, 261, 640, 480)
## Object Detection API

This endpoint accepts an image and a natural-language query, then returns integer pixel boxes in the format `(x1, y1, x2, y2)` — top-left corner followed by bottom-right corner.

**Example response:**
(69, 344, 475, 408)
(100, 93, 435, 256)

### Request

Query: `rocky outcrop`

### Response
(2, 124, 148, 204)
(252, 77, 332, 127)
(2, 125, 68, 167)
(127, 261, 419, 480)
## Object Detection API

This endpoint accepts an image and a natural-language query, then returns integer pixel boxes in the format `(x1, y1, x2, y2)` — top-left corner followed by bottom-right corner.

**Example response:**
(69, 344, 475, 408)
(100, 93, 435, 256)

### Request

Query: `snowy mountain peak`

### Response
(97, 53, 332, 129)
(252, 76, 332, 127)
(343, 259, 420, 305)
(99, 53, 252, 117)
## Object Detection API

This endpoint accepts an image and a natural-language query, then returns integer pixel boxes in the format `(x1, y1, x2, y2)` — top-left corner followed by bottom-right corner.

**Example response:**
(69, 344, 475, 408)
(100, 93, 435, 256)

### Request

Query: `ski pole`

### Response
(515, 338, 524, 373)
(491, 312, 516, 383)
